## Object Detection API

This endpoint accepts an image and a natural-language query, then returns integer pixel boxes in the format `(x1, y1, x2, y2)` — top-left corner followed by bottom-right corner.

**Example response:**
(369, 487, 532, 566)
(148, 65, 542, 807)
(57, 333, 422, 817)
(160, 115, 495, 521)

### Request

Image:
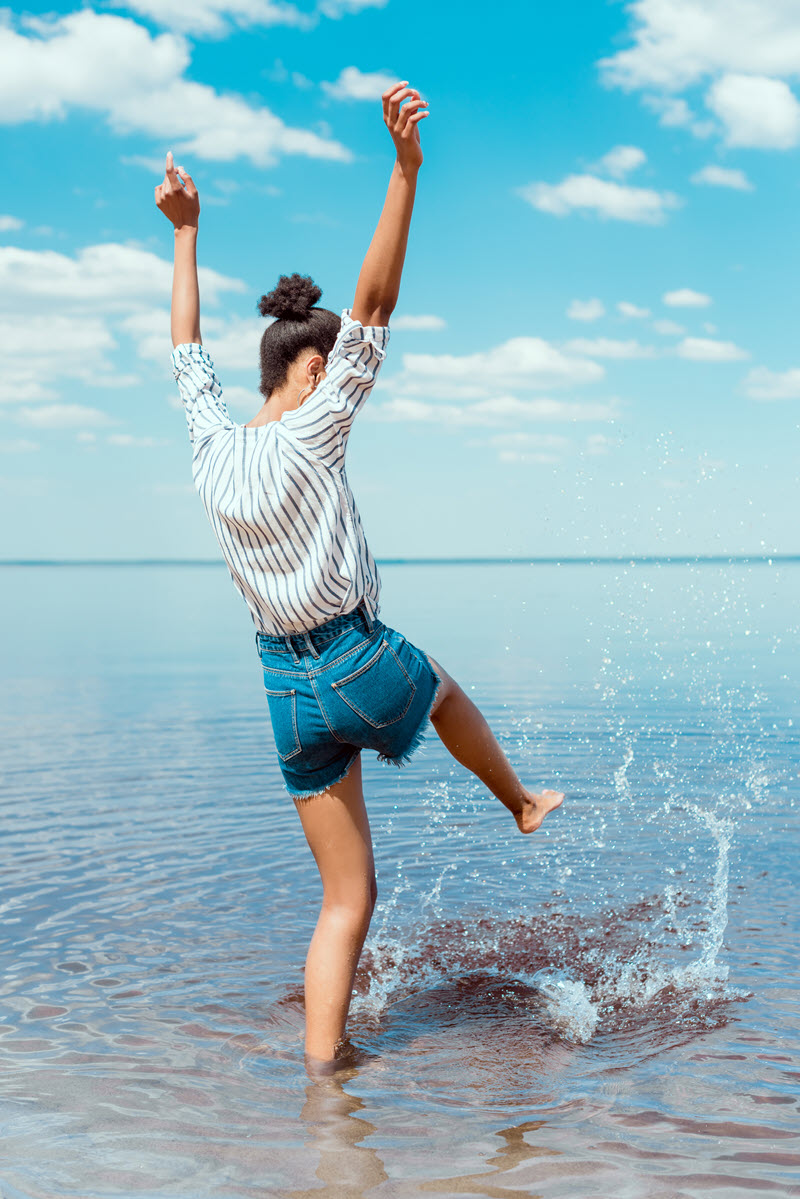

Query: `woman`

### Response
(156, 80, 564, 1074)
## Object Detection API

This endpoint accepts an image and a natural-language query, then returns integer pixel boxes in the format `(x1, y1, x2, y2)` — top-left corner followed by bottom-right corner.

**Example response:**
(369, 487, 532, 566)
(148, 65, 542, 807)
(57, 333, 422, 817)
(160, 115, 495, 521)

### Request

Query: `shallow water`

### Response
(1, 562, 798, 1198)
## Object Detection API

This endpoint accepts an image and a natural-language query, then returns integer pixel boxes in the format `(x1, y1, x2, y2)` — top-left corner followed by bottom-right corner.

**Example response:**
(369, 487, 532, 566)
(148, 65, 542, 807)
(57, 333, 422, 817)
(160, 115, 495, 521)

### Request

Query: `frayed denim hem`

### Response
(287, 748, 361, 802)
(377, 665, 442, 769)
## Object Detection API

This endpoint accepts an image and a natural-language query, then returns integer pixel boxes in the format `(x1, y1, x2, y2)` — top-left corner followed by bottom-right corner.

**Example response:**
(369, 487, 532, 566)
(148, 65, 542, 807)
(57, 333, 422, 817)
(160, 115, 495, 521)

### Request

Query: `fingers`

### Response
(383, 80, 419, 123)
(398, 96, 429, 135)
(165, 149, 180, 187)
(176, 164, 197, 195)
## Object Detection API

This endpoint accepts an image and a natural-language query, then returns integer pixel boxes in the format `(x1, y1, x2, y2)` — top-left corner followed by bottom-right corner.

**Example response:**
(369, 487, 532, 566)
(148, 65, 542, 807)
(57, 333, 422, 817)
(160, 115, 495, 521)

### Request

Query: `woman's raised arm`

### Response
(350, 81, 429, 329)
(155, 151, 202, 348)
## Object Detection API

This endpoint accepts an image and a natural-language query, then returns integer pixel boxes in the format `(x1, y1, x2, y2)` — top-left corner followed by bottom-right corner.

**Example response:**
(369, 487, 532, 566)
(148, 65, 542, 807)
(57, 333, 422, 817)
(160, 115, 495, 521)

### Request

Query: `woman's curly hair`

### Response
(257, 273, 341, 398)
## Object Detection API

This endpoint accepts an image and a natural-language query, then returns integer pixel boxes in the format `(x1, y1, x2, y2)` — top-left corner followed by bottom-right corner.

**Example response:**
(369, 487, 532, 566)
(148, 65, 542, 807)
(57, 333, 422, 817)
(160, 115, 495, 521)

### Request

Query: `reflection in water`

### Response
(286, 1073, 388, 1199)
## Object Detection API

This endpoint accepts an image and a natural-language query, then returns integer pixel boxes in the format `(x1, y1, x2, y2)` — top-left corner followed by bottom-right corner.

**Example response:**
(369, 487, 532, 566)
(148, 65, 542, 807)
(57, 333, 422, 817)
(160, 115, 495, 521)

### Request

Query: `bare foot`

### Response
(514, 787, 564, 834)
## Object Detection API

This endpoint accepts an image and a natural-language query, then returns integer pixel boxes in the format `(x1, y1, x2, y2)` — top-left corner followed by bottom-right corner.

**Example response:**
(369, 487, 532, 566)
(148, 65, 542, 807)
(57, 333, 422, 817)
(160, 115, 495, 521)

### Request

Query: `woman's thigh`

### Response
(292, 754, 376, 906)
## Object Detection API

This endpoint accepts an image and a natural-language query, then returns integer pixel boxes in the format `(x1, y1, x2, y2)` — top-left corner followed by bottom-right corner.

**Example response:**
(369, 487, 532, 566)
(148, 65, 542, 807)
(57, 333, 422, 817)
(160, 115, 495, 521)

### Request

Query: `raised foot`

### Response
(515, 787, 565, 834)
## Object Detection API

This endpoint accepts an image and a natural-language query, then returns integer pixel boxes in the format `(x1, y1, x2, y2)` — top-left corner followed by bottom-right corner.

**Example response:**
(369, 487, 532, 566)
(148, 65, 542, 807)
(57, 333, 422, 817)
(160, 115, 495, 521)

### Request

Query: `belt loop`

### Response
(303, 632, 320, 660)
(359, 599, 373, 634)
(284, 634, 300, 664)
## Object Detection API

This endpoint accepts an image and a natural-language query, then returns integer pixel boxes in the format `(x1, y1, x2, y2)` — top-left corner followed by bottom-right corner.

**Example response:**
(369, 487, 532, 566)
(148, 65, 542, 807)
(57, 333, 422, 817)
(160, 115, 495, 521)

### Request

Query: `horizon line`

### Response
(0, 555, 797, 567)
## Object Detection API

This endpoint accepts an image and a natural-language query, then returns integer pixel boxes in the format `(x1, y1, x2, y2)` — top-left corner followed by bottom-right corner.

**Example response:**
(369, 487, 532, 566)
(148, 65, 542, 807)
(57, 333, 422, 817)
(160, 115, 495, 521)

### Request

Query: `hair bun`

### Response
(258, 273, 322, 321)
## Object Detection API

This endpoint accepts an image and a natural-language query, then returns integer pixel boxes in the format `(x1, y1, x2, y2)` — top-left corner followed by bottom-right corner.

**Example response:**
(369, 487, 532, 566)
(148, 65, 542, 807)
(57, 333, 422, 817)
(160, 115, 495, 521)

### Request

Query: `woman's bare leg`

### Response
(424, 654, 564, 834)
(293, 753, 377, 1068)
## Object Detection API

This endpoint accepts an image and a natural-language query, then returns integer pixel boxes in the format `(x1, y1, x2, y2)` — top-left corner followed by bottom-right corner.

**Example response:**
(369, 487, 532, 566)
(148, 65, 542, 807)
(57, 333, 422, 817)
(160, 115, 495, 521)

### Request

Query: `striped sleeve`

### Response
(280, 307, 389, 468)
(171, 343, 234, 446)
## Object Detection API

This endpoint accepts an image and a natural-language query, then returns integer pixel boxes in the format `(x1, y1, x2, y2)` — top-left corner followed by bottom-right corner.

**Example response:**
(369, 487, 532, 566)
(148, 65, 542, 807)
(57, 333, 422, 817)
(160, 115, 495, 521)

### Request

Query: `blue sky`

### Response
(0, 0, 798, 559)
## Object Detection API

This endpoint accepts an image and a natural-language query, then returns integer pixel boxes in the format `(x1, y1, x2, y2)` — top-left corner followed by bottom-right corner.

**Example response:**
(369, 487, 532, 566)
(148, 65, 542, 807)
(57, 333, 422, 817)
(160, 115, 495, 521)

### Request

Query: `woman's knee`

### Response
(323, 873, 377, 922)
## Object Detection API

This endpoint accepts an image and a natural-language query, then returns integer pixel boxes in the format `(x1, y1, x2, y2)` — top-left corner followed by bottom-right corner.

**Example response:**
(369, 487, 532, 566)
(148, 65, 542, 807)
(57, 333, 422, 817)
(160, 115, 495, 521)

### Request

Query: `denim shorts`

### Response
(254, 601, 442, 800)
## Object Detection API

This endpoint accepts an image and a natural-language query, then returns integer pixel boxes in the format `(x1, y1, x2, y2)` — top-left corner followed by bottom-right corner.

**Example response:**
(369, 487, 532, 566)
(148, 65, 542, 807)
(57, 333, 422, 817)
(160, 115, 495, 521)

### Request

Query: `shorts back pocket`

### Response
(332, 639, 416, 728)
(264, 687, 301, 761)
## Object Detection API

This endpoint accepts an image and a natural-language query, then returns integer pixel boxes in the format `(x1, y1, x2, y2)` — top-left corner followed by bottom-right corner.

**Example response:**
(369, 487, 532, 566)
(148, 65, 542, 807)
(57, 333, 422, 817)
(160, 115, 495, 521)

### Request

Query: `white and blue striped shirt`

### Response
(171, 308, 390, 635)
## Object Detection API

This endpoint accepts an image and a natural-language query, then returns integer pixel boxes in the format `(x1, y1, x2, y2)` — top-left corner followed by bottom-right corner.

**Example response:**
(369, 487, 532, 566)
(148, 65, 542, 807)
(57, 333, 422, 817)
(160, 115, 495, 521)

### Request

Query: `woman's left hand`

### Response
(155, 152, 200, 231)
(383, 81, 428, 172)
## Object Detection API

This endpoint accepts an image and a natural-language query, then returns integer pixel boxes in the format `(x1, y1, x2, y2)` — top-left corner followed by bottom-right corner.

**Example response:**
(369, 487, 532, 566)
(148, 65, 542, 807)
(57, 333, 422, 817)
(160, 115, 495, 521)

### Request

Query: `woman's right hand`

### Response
(155, 151, 200, 231)
(382, 81, 429, 172)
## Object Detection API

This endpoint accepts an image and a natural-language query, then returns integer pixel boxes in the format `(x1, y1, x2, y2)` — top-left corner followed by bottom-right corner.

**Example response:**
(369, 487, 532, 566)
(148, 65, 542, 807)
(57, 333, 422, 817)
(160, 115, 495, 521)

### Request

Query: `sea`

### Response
(0, 560, 798, 1199)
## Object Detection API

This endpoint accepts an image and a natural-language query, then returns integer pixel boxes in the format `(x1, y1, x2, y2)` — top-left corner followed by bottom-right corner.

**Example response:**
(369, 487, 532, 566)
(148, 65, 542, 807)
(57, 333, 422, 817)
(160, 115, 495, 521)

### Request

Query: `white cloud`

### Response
(691, 163, 755, 190)
(16, 403, 116, 428)
(383, 338, 605, 400)
(567, 298, 605, 322)
(598, 0, 800, 93)
(107, 433, 169, 447)
(517, 174, 682, 225)
(487, 432, 570, 451)
(0, 10, 351, 168)
(318, 0, 389, 17)
(390, 314, 447, 331)
(652, 318, 687, 335)
(0, 438, 39, 453)
(643, 94, 715, 137)
(0, 240, 247, 410)
(743, 366, 800, 399)
(663, 288, 712, 307)
(617, 301, 651, 318)
(676, 337, 750, 361)
(483, 431, 570, 465)
(585, 433, 618, 455)
(321, 66, 399, 101)
(563, 338, 657, 359)
(0, 243, 244, 311)
(600, 2, 800, 153)
(594, 144, 647, 178)
(706, 73, 800, 149)
(368, 395, 619, 426)
(107, 0, 312, 36)
(124, 309, 263, 369)
(0, 215, 23, 232)
(0, 315, 118, 403)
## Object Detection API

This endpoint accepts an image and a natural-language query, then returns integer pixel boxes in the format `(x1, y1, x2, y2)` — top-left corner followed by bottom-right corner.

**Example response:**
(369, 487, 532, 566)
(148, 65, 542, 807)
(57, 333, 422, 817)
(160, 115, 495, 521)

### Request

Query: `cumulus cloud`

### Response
(593, 144, 647, 178)
(0, 243, 244, 311)
(0, 10, 351, 167)
(16, 403, 117, 428)
(318, 0, 389, 17)
(107, 433, 170, 447)
(663, 288, 712, 307)
(367, 395, 619, 426)
(643, 94, 716, 137)
(0, 215, 23, 232)
(743, 366, 800, 399)
(706, 73, 800, 148)
(600, 1, 800, 152)
(382, 338, 605, 401)
(122, 310, 264, 370)
(691, 163, 755, 190)
(598, 0, 800, 93)
(107, 0, 312, 36)
(390, 314, 447, 331)
(617, 301, 651, 318)
(0, 240, 248, 416)
(652, 318, 687, 335)
(517, 173, 682, 225)
(563, 338, 657, 359)
(676, 337, 750, 361)
(321, 66, 399, 100)
(567, 298, 605, 322)
(481, 431, 570, 465)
